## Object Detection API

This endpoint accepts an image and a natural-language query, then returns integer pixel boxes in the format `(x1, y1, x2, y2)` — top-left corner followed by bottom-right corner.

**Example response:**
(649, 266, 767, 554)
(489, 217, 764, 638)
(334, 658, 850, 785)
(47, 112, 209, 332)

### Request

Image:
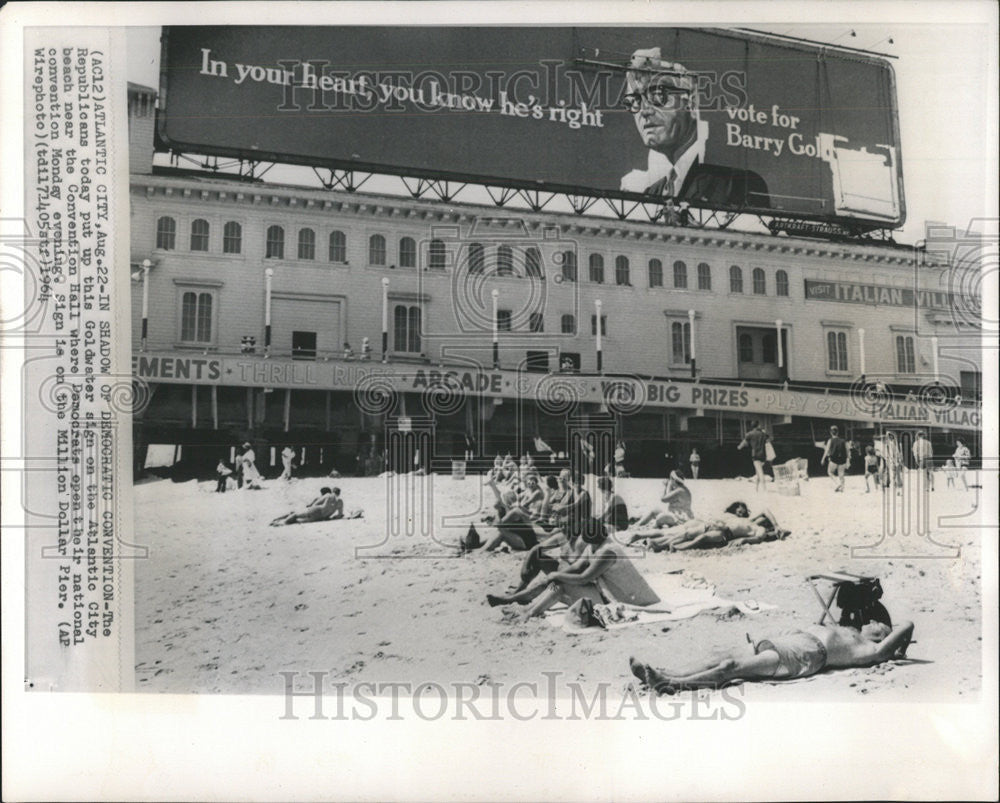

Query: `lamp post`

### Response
(595, 299, 603, 373)
(491, 288, 500, 369)
(931, 336, 940, 383)
(858, 327, 866, 378)
(775, 319, 784, 372)
(140, 259, 152, 351)
(688, 309, 696, 379)
(264, 268, 274, 357)
(381, 277, 390, 363)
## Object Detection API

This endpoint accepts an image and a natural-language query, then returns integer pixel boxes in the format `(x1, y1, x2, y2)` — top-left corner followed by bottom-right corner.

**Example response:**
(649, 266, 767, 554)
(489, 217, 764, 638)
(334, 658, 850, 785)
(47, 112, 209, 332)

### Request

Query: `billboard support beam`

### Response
(312, 167, 371, 193)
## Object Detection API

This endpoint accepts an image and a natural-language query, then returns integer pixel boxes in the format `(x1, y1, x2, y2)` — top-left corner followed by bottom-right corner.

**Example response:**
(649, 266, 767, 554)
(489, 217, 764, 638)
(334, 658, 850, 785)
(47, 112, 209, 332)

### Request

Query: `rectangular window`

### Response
(671, 321, 691, 364)
(896, 335, 915, 373)
(179, 290, 214, 344)
(393, 305, 423, 353)
(529, 312, 544, 333)
(590, 315, 607, 336)
(291, 331, 317, 360)
(559, 352, 581, 371)
(497, 309, 512, 332)
(827, 330, 848, 372)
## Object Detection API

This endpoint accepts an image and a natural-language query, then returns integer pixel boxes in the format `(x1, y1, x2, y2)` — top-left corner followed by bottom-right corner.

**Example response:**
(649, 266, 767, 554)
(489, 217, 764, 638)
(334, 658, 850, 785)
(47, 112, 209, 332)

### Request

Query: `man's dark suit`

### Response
(645, 160, 771, 209)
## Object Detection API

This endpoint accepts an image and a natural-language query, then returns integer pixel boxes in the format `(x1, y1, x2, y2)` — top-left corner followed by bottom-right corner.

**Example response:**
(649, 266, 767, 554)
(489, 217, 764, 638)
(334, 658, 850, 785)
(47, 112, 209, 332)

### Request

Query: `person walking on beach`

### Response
(862, 445, 882, 493)
(821, 426, 848, 492)
(689, 448, 701, 480)
(737, 421, 771, 492)
(952, 438, 970, 491)
(239, 441, 263, 489)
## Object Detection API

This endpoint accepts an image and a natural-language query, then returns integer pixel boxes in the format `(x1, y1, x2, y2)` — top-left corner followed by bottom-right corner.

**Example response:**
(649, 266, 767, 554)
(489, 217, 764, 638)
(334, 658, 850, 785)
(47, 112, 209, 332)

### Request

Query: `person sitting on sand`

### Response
(629, 620, 915, 693)
(595, 476, 630, 536)
(270, 487, 344, 526)
(633, 471, 694, 529)
(629, 503, 786, 551)
(478, 472, 547, 552)
(518, 524, 661, 619)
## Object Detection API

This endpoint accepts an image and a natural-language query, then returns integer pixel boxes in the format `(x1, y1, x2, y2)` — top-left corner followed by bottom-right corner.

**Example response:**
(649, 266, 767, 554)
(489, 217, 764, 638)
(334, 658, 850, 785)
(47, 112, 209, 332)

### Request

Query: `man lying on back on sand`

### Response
(630, 620, 915, 692)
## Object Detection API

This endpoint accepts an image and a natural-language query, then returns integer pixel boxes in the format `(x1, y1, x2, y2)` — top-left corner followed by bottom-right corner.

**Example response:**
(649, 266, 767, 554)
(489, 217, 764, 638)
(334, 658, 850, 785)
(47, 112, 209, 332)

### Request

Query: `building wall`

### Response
(129, 175, 981, 392)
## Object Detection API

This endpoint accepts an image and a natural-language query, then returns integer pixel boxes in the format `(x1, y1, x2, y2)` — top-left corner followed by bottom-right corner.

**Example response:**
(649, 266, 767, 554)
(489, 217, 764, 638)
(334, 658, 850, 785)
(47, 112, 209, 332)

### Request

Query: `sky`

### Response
(125, 14, 998, 245)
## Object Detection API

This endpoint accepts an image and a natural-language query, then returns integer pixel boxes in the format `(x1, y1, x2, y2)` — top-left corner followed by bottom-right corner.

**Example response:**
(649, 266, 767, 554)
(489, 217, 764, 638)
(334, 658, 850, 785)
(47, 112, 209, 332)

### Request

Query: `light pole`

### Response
(858, 327, 866, 378)
(264, 268, 274, 357)
(595, 299, 603, 373)
(381, 277, 390, 363)
(140, 259, 152, 351)
(775, 319, 784, 375)
(491, 288, 500, 369)
(931, 335, 940, 383)
(688, 309, 696, 379)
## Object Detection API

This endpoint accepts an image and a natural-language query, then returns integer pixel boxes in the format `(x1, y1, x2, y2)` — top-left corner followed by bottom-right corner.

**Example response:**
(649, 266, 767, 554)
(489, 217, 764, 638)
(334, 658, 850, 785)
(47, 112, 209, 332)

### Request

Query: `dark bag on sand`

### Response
(459, 524, 481, 552)
(835, 578, 892, 630)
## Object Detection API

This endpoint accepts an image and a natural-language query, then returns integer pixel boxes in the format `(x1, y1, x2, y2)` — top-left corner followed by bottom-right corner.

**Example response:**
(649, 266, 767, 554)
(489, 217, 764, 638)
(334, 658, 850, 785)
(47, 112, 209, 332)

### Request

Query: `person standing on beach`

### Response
(821, 426, 849, 492)
(912, 431, 934, 491)
(280, 446, 296, 481)
(737, 421, 771, 492)
(689, 448, 701, 480)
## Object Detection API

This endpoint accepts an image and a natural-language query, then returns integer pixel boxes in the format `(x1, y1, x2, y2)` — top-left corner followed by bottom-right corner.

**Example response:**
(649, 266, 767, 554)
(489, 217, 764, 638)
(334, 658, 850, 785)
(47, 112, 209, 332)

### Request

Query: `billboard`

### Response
(158, 26, 905, 228)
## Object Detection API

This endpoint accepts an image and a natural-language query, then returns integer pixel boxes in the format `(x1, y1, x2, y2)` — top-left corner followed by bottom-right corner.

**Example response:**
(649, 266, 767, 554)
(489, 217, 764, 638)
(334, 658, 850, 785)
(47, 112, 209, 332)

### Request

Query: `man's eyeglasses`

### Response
(621, 85, 690, 113)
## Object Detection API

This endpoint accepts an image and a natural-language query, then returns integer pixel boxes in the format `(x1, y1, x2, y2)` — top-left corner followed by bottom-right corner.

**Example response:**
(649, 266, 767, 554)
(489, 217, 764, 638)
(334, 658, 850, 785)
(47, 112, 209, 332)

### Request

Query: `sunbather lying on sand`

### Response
(630, 620, 915, 692)
(270, 487, 344, 526)
(628, 503, 787, 551)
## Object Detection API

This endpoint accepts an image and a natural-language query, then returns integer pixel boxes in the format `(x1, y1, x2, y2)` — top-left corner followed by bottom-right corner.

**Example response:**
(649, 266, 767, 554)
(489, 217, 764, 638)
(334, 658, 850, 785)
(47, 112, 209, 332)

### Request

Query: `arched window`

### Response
(328, 230, 346, 262)
(428, 239, 446, 270)
(896, 335, 915, 373)
(496, 245, 514, 276)
(399, 236, 417, 268)
(266, 225, 285, 259)
(648, 258, 663, 288)
(190, 218, 209, 252)
(368, 234, 386, 265)
(752, 268, 766, 295)
(467, 242, 485, 274)
(297, 228, 316, 260)
(730, 265, 743, 293)
(223, 221, 242, 254)
(561, 250, 577, 282)
(525, 247, 542, 278)
(697, 262, 711, 291)
(776, 269, 789, 297)
(738, 333, 754, 362)
(589, 254, 605, 283)
(560, 313, 576, 334)
(615, 255, 630, 286)
(673, 260, 687, 289)
(155, 216, 176, 250)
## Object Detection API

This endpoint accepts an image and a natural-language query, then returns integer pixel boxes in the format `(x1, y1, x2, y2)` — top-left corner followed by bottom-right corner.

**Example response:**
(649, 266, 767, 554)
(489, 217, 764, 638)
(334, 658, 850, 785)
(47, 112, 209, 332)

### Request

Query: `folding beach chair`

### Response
(772, 458, 805, 496)
(805, 570, 892, 630)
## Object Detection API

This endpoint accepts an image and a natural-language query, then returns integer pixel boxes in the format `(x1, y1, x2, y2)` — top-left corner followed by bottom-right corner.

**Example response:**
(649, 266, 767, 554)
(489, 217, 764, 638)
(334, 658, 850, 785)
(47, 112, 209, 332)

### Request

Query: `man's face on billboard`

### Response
(625, 73, 697, 162)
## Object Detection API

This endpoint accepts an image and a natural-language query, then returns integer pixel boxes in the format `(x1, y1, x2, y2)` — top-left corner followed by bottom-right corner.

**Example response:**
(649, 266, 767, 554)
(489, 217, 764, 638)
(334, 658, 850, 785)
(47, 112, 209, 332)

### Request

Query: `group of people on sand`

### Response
(465, 456, 789, 624)
(464, 451, 914, 690)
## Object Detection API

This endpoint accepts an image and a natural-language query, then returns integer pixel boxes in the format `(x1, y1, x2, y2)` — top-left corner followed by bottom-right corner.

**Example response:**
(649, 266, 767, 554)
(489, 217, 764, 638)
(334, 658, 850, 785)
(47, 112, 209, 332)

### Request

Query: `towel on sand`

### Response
(548, 571, 776, 632)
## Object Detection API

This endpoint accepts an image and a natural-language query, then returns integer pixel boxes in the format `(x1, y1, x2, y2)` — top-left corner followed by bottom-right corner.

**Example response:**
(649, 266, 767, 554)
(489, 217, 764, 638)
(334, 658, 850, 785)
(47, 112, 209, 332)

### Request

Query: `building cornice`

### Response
(131, 172, 937, 269)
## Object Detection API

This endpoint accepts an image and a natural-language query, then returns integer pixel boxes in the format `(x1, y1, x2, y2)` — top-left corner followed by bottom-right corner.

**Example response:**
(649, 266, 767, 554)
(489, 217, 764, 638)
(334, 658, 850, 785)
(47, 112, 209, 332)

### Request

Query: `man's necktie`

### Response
(664, 168, 677, 197)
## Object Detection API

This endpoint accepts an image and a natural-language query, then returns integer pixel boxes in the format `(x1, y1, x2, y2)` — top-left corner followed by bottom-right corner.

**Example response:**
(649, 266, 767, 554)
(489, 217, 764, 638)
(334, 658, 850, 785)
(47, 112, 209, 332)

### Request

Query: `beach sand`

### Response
(134, 472, 983, 701)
